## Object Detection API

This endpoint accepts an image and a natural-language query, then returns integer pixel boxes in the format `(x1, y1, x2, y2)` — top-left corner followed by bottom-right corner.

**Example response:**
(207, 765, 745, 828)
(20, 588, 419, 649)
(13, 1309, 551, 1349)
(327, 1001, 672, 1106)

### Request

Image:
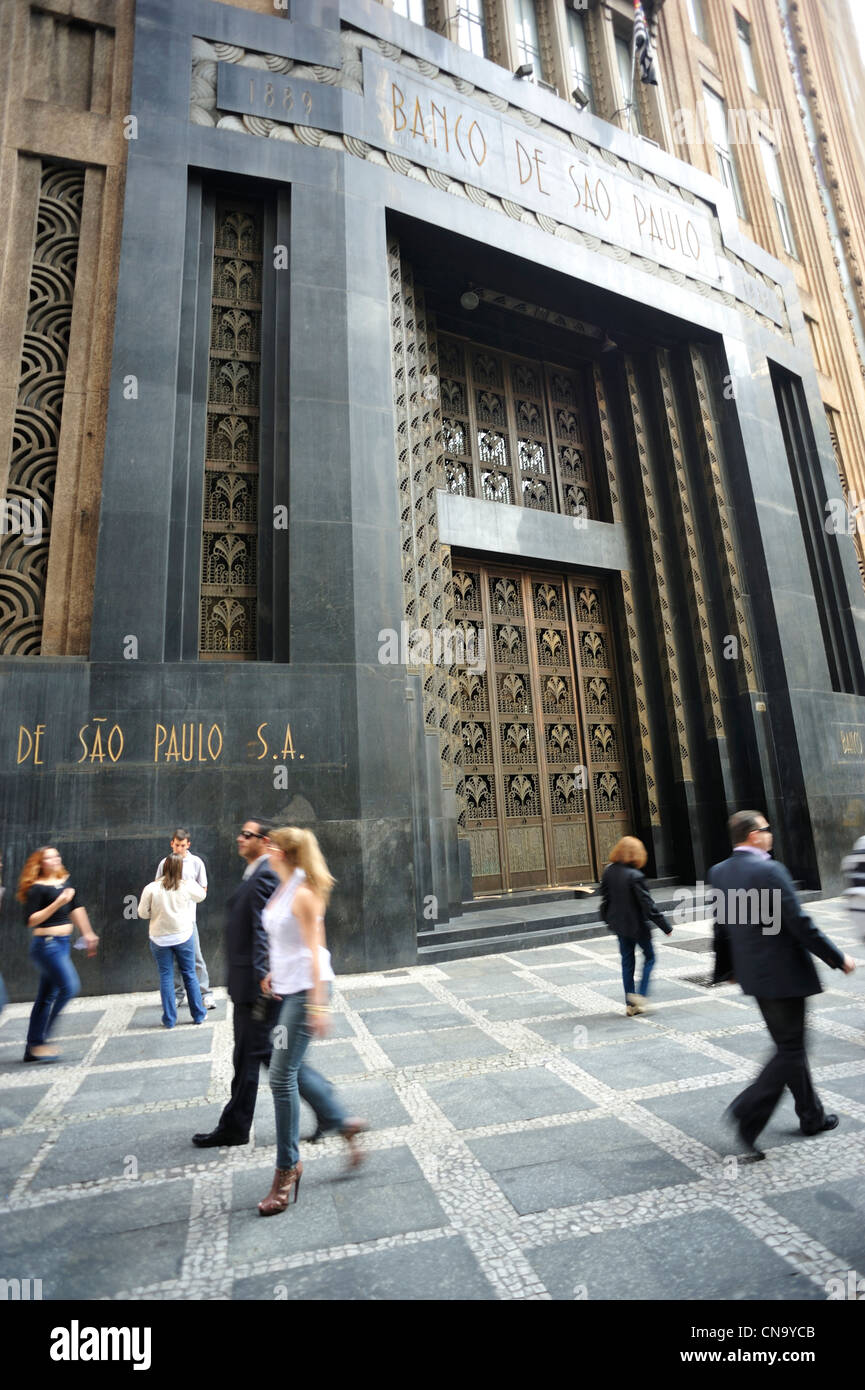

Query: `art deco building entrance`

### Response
(453, 562, 631, 894)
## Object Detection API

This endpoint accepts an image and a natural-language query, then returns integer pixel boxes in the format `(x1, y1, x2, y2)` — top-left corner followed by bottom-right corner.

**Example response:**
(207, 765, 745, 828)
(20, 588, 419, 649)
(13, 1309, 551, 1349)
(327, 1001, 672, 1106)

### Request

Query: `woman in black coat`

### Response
(600, 836, 672, 1015)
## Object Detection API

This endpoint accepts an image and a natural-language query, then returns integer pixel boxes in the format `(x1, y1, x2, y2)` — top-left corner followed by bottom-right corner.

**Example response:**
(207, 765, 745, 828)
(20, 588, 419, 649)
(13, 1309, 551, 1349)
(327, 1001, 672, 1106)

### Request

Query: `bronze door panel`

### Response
(457, 560, 630, 893)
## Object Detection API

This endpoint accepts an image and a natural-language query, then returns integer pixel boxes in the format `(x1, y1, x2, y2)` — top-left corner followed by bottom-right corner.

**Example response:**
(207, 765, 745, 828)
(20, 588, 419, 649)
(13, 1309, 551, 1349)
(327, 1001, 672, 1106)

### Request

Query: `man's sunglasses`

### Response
(238, 830, 266, 840)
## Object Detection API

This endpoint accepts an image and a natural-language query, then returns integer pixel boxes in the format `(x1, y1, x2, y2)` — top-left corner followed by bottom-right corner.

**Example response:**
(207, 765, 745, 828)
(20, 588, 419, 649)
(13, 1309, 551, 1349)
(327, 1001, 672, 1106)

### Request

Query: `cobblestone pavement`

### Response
(2, 901, 864, 1301)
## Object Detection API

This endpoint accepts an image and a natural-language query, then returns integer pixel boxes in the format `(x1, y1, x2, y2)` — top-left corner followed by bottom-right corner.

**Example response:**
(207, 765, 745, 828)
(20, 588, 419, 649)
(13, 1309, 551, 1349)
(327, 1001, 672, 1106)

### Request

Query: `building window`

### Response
(615, 35, 643, 134)
(735, 12, 759, 92)
(805, 316, 829, 377)
(566, 7, 594, 111)
(392, 0, 426, 21)
(200, 201, 263, 660)
(455, 0, 487, 57)
(686, 0, 709, 44)
(438, 335, 597, 520)
(704, 87, 746, 217)
(514, 0, 542, 78)
(771, 364, 864, 695)
(759, 136, 797, 257)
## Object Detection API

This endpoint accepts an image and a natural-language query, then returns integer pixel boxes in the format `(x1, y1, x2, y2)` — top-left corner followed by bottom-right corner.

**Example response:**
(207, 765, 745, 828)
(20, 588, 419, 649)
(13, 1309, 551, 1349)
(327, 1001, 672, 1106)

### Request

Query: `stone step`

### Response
(461, 886, 596, 914)
(418, 891, 693, 965)
(461, 876, 680, 915)
(417, 920, 611, 963)
(417, 884, 825, 964)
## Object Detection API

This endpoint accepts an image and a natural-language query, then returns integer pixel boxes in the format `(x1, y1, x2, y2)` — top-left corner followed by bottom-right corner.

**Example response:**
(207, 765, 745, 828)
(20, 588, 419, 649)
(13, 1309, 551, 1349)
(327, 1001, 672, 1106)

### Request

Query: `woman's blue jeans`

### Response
(618, 928, 655, 1001)
(269, 990, 347, 1169)
(26, 934, 80, 1045)
(150, 937, 206, 1026)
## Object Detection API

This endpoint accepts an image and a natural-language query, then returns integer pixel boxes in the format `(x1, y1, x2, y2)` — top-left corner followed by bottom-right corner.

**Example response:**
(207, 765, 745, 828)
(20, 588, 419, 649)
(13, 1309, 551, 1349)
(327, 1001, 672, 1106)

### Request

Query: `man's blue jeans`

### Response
(269, 990, 347, 1169)
(26, 934, 80, 1045)
(150, 937, 206, 1026)
(173, 921, 210, 1004)
(618, 928, 655, 1001)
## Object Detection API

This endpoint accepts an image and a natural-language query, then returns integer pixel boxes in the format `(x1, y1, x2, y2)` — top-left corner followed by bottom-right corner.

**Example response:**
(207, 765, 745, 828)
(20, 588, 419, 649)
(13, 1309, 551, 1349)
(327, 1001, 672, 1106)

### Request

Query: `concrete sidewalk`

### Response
(1, 900, 864, 1301)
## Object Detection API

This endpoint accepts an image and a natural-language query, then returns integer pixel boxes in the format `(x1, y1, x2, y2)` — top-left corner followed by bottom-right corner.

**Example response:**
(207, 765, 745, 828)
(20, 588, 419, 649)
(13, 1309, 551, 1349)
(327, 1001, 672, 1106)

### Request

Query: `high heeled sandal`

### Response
(340, 1117, 369, 1170)
(257, 1161, 303, 1216)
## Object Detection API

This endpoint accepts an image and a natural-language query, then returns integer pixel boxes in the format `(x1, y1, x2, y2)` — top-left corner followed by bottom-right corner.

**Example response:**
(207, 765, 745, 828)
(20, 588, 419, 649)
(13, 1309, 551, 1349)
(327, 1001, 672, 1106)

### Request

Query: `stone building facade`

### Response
(2, 0, 865, 996)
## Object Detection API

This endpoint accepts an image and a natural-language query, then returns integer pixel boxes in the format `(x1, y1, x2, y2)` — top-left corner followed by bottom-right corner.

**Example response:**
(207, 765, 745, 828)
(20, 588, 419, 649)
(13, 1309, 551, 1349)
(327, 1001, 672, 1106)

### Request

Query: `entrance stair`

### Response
(417, 881, 822, 964)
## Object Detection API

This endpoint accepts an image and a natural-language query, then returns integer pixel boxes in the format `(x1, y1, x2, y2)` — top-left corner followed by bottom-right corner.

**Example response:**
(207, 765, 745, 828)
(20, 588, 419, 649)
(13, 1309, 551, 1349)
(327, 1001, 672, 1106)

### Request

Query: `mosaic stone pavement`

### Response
(1, 900, 864, 1301)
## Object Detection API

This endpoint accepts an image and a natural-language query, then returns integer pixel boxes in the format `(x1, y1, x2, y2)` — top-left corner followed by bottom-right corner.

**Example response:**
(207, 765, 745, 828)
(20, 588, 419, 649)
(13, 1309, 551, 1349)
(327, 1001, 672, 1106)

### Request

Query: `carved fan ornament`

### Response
(0, 163, 84, 653)
(497, 624, 521, 655)
(453, 570, 476, 603)
(460, 670, 481, 698)
(510, 774, 534, 804)
(555, 774, 579, 804)
(463, 722, 486, 754)
(556, 409, 580, 442)
(578, 587, 598, 620)
(546, 675, 568, 706)
(550, 724, 573, 754)
(598, 772, 620, 807)
(477, 390, 505, 426)
(593, 723, 613, 750)
(517, 399, 543, 433)
(504, 722, 530, 752)
(536, 583, 558, 615)
(523, 479, 550, 509)
(513, 363, 539, 393)
(501, 672, 526, 704)
(218, 359, 249, 404)
(465, 775, 491, 809)
(492, 577, 518, 612)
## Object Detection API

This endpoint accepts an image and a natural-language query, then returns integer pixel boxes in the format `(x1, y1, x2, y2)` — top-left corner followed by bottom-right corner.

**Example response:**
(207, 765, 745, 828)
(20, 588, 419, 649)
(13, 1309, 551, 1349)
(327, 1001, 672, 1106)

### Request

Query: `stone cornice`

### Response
(188, 23, 791, 340)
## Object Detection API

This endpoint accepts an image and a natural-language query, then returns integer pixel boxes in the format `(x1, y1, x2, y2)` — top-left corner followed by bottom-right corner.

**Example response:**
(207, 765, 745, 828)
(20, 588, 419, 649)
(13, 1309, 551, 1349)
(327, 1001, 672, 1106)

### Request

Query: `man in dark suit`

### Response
(192, 817, 279, 1148)
(709, 809, 856, 1159)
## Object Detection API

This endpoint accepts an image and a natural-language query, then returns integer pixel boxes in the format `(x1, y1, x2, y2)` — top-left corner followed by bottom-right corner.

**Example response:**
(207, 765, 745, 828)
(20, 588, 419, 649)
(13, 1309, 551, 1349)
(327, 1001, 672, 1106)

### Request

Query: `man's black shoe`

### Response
(304, 1124, 325, 1144)
(192, 1130, 249, 1148)
(724, 1104, 766, 1161)
(802, 1113, 839, 1136)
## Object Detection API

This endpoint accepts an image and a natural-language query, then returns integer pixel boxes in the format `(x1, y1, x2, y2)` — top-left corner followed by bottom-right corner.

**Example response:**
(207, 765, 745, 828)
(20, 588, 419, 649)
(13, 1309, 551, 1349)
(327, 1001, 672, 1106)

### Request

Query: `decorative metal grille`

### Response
(199, 202, 262, 659)
(569, 577, 631, 854)
(438, 334, 597, 519)
(388, 240, 461, 788)
(0, 162, 84, 654)
(455, 562, 628, 892)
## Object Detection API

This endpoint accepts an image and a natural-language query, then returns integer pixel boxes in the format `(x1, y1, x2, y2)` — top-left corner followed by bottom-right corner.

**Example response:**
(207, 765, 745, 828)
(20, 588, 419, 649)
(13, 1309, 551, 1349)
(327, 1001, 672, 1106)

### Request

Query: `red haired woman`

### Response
(600, 836, 672, 1015)
(18, 847, 98, 1062)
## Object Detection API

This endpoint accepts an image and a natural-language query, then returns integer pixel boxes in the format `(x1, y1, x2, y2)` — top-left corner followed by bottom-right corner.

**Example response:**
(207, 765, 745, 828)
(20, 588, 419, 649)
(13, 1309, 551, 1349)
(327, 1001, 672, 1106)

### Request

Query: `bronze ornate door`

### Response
(455, 562, 631, 894)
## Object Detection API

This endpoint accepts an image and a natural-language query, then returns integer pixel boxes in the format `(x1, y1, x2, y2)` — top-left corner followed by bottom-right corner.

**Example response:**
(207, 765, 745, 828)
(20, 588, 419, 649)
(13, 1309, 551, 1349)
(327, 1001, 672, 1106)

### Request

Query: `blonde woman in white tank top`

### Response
(256, 826, 368, 1216)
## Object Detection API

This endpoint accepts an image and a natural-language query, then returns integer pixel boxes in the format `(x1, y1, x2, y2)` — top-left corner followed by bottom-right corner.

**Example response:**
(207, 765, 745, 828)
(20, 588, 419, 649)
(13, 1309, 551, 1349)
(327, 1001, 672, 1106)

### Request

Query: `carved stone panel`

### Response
(199, 201, 262, 660)
(0, 163, 84, 654)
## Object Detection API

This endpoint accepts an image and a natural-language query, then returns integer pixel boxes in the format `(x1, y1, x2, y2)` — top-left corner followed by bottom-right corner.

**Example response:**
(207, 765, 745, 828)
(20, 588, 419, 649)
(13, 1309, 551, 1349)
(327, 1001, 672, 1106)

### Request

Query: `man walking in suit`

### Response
(709, 810, 856, 1159)
(192, 818, 279, 1148)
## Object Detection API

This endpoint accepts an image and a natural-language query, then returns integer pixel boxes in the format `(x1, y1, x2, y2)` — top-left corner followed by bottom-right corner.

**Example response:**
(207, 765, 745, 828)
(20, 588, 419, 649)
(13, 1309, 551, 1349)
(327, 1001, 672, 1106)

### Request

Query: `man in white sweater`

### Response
(156, 830, 214, 1010)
